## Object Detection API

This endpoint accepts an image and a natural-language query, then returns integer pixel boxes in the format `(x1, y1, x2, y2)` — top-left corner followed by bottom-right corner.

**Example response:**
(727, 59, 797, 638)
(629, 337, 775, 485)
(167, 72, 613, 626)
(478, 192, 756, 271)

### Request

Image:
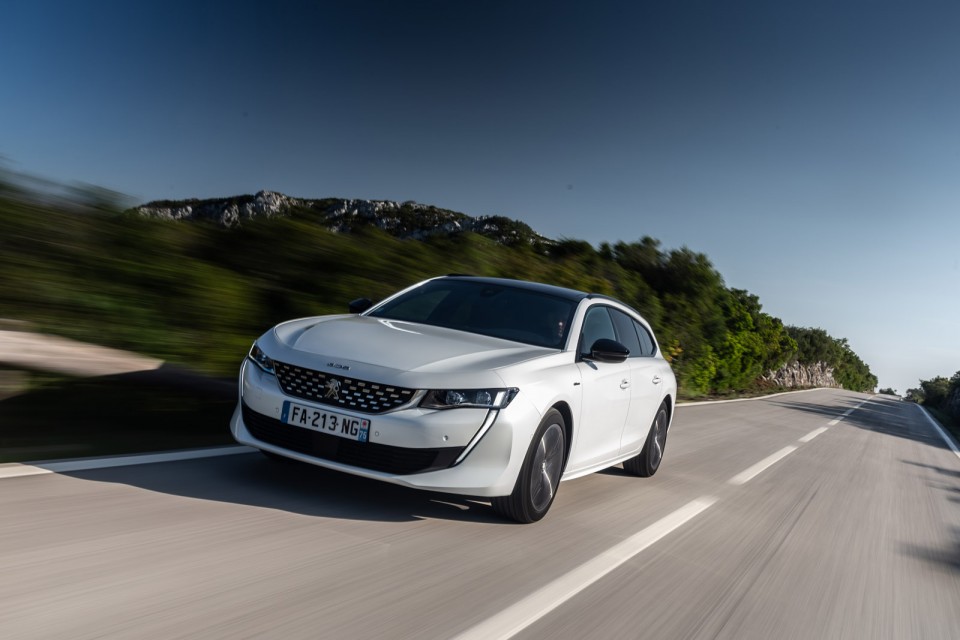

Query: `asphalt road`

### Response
(2, 390, 958, 639)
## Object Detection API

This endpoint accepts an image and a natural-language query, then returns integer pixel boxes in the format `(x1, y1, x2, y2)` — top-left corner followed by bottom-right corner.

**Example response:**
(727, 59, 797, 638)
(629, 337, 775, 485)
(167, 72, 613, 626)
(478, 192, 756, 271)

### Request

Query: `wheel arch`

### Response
(551, 401, 574, 470)
(662, 393, 674, 428)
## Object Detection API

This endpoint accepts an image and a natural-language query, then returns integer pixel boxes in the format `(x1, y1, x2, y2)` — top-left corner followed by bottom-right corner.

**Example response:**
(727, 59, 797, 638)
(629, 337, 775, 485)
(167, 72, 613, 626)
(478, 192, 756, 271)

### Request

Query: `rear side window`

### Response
(634, 321, 656, 356)
(609, 308, 642, 357)
(608, 308, 656, 357)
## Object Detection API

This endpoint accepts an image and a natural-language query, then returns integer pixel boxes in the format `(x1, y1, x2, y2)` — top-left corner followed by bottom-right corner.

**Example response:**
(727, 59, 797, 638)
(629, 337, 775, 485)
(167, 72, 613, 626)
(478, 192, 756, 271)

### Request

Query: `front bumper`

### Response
(231, 359, 543, 497)
(240, 402, 464, 474)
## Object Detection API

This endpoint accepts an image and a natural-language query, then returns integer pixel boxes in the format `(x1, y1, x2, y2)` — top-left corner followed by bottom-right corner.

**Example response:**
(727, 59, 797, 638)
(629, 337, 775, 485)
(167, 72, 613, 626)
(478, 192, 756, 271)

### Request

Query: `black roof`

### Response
(441, 275, 589, 302)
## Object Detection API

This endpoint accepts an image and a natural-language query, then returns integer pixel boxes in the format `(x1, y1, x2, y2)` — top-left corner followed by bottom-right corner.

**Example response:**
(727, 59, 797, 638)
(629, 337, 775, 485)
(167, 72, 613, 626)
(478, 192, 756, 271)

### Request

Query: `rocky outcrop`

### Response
(135, 190, 296, 226)
(762, 361, 839, 389)
(134, 192, 551, 248)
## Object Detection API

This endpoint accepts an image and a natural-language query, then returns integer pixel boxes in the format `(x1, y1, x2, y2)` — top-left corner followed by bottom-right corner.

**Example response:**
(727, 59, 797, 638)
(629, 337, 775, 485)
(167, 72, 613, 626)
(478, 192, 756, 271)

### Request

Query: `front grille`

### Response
(242, 403, 463, 475)
(273, 361, 416, 414)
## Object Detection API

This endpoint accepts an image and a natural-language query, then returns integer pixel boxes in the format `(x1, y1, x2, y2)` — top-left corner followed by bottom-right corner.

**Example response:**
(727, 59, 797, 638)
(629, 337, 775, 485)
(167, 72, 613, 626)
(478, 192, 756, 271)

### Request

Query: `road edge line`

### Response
(0, 446, 254, 479)
(677, 387, 839, 407)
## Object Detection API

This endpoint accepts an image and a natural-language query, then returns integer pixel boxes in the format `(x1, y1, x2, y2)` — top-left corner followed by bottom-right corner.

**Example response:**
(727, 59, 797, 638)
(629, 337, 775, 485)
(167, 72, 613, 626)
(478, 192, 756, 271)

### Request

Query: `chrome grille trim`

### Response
(274, 361, 417, 414)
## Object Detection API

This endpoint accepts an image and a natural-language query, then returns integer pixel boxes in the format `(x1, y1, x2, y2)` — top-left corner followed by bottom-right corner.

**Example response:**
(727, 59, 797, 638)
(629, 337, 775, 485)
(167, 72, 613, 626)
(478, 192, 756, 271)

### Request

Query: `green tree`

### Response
(0, 181, 879, 394)
(920, 376, 952, 409)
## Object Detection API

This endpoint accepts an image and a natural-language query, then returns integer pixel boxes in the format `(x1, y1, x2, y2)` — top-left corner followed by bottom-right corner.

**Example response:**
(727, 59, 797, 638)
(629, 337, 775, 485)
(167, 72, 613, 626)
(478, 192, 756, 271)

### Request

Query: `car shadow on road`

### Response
(62, 451, 508, 524)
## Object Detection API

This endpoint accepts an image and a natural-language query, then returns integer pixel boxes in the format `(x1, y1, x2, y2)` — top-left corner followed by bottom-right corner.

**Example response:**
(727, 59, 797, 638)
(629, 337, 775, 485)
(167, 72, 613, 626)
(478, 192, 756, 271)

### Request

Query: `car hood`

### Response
(273, 315, 555, 378)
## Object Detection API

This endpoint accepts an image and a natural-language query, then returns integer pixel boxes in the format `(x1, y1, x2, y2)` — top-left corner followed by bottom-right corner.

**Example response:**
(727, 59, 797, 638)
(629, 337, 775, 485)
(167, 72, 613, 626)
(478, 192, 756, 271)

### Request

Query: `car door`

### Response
(568, 305, 633, 472)
(609, 308, 665, 454)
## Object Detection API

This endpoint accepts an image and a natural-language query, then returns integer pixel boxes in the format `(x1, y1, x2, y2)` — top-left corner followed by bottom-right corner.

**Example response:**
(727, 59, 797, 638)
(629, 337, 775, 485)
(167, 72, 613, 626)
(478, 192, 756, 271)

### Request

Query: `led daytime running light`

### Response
(421, 388, 518, 410)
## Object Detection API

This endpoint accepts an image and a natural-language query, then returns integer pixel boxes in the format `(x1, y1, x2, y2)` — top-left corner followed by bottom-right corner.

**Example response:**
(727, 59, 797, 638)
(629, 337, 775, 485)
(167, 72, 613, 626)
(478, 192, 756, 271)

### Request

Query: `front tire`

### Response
(493, 409, 566, 523)
(624, 402, 668, 477)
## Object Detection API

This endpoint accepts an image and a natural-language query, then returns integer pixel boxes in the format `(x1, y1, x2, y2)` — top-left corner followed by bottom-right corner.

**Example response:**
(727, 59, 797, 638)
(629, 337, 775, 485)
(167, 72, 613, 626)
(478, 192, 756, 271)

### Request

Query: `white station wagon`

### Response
(231, 275, 677, 522)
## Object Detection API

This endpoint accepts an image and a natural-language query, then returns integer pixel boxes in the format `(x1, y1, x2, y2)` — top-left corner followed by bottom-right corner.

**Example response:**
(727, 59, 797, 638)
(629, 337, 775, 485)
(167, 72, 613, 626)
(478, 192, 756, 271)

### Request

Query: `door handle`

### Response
(620, 379, 630, 389)
(652, 375, 662, 385)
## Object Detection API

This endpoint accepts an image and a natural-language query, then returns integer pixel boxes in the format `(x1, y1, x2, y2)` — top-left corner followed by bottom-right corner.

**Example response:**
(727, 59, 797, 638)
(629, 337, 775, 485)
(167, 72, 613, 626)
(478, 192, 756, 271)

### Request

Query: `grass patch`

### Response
(0, 368, 235, 463)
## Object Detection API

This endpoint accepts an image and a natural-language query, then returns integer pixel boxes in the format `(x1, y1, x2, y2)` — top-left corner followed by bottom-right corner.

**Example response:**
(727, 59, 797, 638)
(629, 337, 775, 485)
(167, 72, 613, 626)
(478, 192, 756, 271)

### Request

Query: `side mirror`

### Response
(584, 338, 630, 363)
(348, 297, 373, 314)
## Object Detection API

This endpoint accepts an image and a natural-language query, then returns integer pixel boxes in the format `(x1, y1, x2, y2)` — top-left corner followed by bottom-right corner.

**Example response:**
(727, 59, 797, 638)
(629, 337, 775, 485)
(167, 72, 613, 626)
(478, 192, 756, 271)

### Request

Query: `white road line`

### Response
(455, 394, 872, 639)
(453, 496, 717, 640)
(728, 446, 798, 485)
(799, 427, 829, 443)
(0, 464, 56, 479)
(827, 399, 869, 426)
(916, 405, 960, 462)
(0, 446, 253, 479)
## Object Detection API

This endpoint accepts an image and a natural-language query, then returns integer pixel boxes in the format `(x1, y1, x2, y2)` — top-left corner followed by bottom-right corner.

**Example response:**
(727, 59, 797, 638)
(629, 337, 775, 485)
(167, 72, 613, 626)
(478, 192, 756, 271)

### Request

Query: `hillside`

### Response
(1, 181, 877, 396)
(135, 191, 551, 248)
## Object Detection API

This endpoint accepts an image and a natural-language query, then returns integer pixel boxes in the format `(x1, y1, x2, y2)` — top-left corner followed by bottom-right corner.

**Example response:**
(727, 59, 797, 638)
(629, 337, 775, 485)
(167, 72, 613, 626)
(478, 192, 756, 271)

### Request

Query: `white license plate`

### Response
(281, 401, 370, 442)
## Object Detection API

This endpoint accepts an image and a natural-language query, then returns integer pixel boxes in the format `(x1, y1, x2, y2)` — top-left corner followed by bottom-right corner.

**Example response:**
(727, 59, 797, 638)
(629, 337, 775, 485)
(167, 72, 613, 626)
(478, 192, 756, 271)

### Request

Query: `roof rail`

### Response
(585, 293, 643, 317)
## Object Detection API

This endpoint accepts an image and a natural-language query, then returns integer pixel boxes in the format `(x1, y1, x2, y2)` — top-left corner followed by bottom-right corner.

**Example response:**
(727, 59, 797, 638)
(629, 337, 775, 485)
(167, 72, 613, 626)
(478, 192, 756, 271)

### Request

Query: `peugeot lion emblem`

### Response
(324, 379, 341, 400)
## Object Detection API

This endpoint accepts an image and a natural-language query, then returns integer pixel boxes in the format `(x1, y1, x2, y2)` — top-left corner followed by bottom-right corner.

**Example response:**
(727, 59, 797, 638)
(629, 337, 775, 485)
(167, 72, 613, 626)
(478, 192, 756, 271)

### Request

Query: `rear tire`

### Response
(492, 409, 566, 523)
(624, 403, 668, 477)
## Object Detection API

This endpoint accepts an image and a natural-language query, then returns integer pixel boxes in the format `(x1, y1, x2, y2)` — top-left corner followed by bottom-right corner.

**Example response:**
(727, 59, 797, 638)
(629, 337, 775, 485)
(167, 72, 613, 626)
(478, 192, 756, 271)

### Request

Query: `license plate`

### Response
(281, 401, 370, 442)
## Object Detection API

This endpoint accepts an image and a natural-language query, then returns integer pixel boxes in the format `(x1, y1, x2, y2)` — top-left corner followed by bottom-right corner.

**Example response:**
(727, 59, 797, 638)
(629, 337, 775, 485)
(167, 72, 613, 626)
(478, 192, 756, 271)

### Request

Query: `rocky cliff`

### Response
(136, 190, 297, 226)
(762, 361, 839, 389)
(134, 191, 551, 247)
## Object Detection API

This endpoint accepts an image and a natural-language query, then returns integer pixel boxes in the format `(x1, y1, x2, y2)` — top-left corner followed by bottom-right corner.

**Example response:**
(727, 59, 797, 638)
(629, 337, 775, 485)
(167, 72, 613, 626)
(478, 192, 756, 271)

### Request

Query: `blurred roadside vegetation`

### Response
(0, 171, 877, 397)
(906, 372, 960, 440)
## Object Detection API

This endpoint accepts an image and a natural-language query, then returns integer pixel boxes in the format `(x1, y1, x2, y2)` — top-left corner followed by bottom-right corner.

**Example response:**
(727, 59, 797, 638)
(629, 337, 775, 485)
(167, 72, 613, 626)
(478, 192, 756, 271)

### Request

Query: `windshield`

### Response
(368, 280, 576, 349)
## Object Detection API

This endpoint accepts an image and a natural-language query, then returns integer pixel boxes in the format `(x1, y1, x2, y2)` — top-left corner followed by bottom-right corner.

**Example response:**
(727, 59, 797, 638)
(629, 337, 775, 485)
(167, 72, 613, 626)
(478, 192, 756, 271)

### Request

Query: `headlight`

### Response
(420, 388, 518, 410)
(248, 342, 276, 374)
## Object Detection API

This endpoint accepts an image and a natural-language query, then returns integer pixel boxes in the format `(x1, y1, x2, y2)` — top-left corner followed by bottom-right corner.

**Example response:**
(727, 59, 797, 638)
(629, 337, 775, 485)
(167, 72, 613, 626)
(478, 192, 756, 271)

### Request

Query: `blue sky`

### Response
(3, 0, 959, 394)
